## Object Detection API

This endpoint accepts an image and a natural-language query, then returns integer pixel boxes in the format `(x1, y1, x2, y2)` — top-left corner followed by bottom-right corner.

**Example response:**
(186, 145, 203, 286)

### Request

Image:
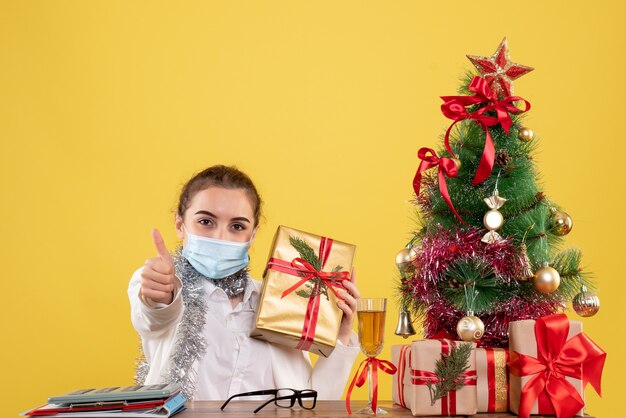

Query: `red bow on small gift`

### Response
(440, 76, 531, 186)
(510, 314, 606, 418)
(413, 147, 466, 224)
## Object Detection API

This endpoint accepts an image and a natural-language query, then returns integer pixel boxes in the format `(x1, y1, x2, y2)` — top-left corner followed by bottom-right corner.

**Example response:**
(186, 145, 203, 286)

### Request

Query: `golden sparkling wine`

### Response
(357, 310, 386, 357)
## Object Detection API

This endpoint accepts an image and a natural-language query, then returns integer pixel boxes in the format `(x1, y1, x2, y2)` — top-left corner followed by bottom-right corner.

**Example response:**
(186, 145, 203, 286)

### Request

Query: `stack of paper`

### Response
(21, 384, 186, 418)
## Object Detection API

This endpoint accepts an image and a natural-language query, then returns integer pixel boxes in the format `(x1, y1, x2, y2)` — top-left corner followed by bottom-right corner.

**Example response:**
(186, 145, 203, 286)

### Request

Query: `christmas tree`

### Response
(398, 38, 600, 347)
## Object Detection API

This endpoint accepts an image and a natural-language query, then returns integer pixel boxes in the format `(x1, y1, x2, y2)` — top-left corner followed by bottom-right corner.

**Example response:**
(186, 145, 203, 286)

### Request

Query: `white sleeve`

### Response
(270, 331, 360, 400)
(128, 267, 184, 337)
(311, 331, 360, 399)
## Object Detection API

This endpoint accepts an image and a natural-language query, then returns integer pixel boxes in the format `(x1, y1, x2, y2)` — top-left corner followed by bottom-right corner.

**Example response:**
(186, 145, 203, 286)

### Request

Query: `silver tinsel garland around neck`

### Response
(207, 267, 248, 299)
(134, 251, 250, 400)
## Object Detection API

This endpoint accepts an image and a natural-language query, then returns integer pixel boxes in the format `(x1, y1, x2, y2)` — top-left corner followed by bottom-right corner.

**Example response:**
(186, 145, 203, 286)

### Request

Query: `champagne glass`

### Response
(356, 298, 387, 415)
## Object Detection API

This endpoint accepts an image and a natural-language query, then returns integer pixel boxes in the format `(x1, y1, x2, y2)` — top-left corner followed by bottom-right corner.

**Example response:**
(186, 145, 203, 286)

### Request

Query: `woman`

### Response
(128, 165, 360, 401)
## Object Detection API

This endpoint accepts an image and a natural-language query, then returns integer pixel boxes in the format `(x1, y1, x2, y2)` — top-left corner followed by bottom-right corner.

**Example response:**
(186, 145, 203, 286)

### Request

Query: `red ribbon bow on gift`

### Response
(266, 236, 350, 351)
(440, 76, 531, 186)
(413, 147, 466, 224)
(510, 314, 606, 418)
(273, 258, 349, 299)
(346, 357, 397, 415)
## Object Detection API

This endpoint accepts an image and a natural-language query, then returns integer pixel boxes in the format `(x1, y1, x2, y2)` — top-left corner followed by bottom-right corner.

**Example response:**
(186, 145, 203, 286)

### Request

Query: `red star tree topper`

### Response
(467, 37, 534, 97)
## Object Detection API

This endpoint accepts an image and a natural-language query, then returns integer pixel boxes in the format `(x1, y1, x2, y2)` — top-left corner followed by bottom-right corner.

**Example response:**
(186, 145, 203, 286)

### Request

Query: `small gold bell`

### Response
(394, 308, 417, 338)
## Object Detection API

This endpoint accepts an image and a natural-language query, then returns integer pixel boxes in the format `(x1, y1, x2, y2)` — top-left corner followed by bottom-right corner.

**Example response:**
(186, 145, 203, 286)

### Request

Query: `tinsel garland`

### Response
(422, 297, 559, 347)
(134, 343, 151, 386)
(405, 226, 562, 347)
(212, 267, 248, 298)
(134, 251, 250, 400)
(411, 227, 527, 289)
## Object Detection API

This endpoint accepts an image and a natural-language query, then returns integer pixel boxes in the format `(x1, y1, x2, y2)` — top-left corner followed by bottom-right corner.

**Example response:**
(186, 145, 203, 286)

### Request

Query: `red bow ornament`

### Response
(509, 314, 606, 418)
(413, 147, 466, 224)
(440, 76, 531, 186)
(346, 357, 397, 415)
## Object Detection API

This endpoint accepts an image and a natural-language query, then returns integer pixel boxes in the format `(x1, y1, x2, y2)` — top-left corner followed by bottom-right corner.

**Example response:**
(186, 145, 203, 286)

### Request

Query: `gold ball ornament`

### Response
(518, 127, 534, 142)
(396, 246, 418, 273)
(456, 314, 485, 342)
(452, 158, 462, 171)
(533, 265, 561, 294)
(483, 209, 504, 230)
(552, 211, 573, 236)
(572, 286, 600, 317)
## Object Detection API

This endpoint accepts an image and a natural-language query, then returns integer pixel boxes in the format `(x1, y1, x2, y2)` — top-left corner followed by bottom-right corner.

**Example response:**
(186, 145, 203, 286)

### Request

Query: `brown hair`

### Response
(177, 165, 263, 226)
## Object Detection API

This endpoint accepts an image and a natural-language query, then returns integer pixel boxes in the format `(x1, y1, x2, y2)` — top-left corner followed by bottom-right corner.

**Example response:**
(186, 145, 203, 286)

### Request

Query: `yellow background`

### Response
(1, 1, 623, 416)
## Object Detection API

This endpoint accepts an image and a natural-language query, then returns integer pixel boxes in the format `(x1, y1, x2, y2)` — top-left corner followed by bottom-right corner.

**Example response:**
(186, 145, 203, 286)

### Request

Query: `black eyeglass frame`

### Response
(220, 388, 318, 413)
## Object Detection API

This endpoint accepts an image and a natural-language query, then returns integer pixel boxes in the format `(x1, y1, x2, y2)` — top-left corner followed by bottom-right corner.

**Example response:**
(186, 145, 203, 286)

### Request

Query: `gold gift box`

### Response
(252, 225, 356, 357)
(475, 347, 509, 413)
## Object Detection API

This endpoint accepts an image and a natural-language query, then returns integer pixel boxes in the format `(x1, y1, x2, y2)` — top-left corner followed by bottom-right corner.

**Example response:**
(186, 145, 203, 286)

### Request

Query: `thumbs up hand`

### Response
(140, 229, 178, 305)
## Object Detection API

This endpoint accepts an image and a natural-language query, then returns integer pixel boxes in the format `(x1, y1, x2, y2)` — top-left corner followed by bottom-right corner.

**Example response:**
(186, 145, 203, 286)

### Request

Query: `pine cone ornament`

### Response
(495, 150, 510, 168)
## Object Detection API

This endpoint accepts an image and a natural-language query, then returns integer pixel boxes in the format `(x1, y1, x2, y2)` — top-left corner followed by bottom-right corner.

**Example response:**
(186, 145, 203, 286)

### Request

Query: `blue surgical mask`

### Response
(181, 226, 252, 279)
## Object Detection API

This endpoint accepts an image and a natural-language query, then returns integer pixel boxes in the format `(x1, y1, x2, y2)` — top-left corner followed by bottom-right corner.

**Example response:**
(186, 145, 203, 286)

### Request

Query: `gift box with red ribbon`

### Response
(476, 347, 509, 413)
(252, 225, 355, 357)
(509, 314, 606, 418)
(392, 339, 478, 416)
(391, 344, 413, 409)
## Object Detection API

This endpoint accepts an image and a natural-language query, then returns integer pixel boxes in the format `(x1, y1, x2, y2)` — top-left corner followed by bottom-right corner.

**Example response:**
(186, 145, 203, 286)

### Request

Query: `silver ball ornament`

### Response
(572, 286, 600, 317)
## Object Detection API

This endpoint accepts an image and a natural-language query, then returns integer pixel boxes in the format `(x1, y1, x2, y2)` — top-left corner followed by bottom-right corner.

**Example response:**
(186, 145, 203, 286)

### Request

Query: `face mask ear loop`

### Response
(181, 223, 190, 247)
(249, 227, 258, 245)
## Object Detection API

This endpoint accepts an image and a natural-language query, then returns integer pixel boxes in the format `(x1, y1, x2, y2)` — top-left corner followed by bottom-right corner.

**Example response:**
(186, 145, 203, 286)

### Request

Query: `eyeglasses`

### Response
(220, 388, 317, 413)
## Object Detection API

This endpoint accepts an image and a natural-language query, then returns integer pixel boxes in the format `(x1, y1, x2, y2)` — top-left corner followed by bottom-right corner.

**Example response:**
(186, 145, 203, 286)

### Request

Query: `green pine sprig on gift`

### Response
(289, 236, 343, 300)
(290, 236, 322, 270)
(295, 279, 329, 300)
(427, 343, 473, 406)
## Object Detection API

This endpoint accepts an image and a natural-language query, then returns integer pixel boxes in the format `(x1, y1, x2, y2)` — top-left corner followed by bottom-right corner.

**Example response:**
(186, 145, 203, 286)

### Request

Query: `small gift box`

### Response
(391, 344, 413, 409)
(252, 225, 355, 357)
(509, 314, 606, 418)
(475, 347, 509, 413)
(405, 339, 478, 416)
